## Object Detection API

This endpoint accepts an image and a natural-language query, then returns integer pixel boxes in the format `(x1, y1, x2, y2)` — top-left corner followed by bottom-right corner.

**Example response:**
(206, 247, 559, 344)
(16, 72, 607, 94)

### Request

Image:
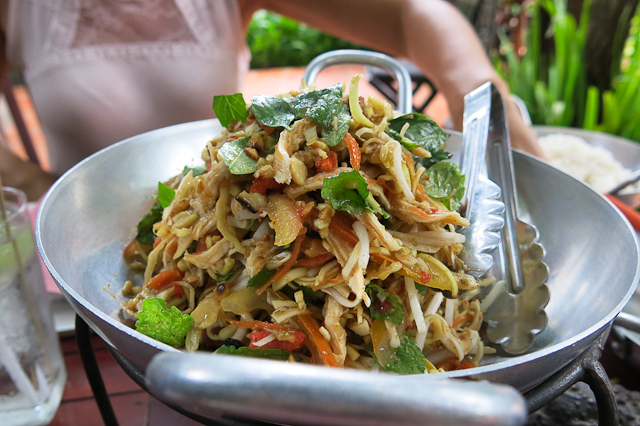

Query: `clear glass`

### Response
(0, 187, 66, 425)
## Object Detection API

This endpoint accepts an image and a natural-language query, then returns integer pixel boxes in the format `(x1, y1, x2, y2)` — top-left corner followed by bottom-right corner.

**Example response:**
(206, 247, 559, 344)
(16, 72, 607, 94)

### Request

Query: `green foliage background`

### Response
(246, 10, 364, 69)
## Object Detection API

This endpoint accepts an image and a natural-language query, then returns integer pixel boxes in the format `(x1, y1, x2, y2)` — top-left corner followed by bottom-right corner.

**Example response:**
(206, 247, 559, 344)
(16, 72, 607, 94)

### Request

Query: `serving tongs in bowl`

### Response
(478, 83, 550, 355)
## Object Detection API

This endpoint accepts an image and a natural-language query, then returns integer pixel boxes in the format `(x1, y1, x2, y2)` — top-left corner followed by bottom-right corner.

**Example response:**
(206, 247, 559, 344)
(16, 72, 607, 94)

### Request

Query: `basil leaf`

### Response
(251, 95, 295, 129)
(248, 267, 277, 288)
(421, 161, 465, 211)
(182, 165, 207, 178)
(321, 170, 369, 215)
(292, 84, 349, 146)
(135, 298, 194, 347)
(213, 93, 248, 128)
(365, 284, 404, 325)
(218, 137, 258, 175)
(216, 346, 304, 362)
(158, 182, 175, 209)
(136, 202, 163, 246)
(388, 113, 449, 159)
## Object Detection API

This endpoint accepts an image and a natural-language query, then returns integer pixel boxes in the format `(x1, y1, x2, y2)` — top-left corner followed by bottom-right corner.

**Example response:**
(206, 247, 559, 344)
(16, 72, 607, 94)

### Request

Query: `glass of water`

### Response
(0, 187, 66, 425)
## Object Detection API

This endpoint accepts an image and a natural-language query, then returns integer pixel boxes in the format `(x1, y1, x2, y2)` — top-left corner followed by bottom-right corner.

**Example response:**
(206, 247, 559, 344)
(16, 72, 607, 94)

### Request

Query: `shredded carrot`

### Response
(344, 133, 361, 170)
(296, 252, 335, 268)
(435, 357, 475, 371)
(256, 233, 306, 295)
(416, 182, 428, 201)
(452, 313, 473, 328)
(221, 313, 291, 332)
(328, 214, 359, 246)
(296, 314, 339, 367)
(315, 152, 338, 172)
(147, 268, 185, 290)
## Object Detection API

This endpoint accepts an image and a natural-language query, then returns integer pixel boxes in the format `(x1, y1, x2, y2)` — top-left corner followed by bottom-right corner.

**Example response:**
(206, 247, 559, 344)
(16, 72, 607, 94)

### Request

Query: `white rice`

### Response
(538, 133, 638, 193)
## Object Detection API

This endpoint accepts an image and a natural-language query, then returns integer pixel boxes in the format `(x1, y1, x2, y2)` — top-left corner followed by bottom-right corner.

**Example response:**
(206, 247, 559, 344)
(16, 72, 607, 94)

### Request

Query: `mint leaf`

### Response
(321, 169, 369, 215)
(158, 182, 175, 209)
(182, 165, 207, 178)
(293, 85, 349, 146)
(251, 95, 295, 129)
(136, 202, 163, 246)
(216, 345, 304, 362)
(248, 267, 277, 288)
(415, 282, 429, 296)
(383, 334, 427, 374)
(388, 113, 450, 163)
(421, 162, 465, 211)
(135, 298, 194, 347)
(213, 93, 248, 128)
(365, 284, 404, 325)
(218, 137, 258, 175)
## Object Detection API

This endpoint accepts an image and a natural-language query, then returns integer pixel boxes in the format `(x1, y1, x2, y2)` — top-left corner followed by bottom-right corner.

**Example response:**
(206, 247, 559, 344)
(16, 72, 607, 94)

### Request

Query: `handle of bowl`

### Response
(145, 352, 527, 426)
(302, 49, 413, 115)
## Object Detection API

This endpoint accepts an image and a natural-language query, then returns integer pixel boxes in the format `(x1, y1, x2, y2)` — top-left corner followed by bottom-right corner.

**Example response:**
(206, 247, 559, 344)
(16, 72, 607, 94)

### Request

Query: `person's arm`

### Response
(239, 0, 544, 157)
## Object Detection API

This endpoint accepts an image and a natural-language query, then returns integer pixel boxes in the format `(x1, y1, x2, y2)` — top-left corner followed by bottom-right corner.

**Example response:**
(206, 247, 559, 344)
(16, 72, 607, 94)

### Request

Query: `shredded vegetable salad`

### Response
(121, 75, 493, 374)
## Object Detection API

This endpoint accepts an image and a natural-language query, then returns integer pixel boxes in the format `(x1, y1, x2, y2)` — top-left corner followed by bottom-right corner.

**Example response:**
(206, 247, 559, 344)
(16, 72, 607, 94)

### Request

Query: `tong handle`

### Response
(486, 85, 526, 294)
(302, 49, 414, 115)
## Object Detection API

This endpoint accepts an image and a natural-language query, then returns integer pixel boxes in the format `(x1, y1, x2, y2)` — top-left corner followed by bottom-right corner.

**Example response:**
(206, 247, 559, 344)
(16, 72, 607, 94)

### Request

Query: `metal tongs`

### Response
(461, 83, 550, 355)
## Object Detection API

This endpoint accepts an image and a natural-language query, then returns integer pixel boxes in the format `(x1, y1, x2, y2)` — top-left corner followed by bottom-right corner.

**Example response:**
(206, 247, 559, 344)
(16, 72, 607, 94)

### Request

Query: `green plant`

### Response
(495, 0, 640, 142)
(246, 10, 364, 69)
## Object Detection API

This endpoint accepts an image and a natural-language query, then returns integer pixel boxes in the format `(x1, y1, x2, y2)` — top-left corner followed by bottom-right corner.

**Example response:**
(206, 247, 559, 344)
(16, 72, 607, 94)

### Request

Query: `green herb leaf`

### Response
(186, 240, 198, 254)
(248, 267, 277, 288)
(365, 284, 404, 325)
(421, 150, 452, 167)
(321, 169, 369, 215)
(292, 84, 349, 146)
(251, 95, 295, 129)
(365, 193, 391, 220)
(383, 334, 427, 374)
(136, 202, 163, 246)
(218, 137, 258, 175)
(158, 182, 175, 209)
(213, 93, 248, 128)
(135, 298, 194, 347)
(388, 113, 450, 160)
(415, 282, 429, 296)
(182, 165, 207, 178)
(214, 270, 237, 283)
(216, 345, 304, 362)
(421, 162, 465, 211)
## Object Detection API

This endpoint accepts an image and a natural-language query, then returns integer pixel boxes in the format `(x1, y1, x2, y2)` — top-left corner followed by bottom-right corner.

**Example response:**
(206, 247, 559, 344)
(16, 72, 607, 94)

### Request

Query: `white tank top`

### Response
(7, 0, 250, 175)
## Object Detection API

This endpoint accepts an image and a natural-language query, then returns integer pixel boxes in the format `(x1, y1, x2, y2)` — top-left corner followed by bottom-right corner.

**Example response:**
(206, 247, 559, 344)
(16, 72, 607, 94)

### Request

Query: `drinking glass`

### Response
(0, 187, 66, 425)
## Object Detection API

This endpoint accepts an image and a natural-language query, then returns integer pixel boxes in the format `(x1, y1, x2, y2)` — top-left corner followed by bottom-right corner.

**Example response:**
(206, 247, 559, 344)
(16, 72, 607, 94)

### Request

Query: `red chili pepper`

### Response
(250, 176, 285, 195)
(420, 272, 432, 284)
(315, 152, 338, 172)
(249, 330, 306, 352)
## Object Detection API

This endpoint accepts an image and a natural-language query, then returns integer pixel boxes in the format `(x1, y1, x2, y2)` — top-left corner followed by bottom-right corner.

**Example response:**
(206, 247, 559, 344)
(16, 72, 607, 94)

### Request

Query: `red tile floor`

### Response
(1, 65, 450, 425)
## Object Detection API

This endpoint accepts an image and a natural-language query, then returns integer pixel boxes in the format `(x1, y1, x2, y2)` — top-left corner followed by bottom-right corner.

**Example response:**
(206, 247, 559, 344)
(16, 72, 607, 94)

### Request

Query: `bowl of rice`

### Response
(534, 126, 640, 208)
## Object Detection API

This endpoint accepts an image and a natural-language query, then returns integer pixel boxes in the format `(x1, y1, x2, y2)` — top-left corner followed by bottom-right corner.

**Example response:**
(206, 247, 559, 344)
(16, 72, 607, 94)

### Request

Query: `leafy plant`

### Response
(495, 0, 640, 142)
(246, 10, 364, 69)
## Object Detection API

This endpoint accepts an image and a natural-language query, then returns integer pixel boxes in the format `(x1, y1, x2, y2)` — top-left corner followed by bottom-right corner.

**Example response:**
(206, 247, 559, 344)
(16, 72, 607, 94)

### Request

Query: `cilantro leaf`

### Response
(213, 93, 248, 128)
(136, 202, 163, 246)
(216, 346, 304, 362)
(321, 169, 369, 215)
(365, 284, 404, 325)
(158, 182, 175, 209)
(248, 267, 277, 288)
(421, 161, 465, 211)
(135, 298, 194, 347)
(218, 137, 258, 175)
(251, 95, 295, 129)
